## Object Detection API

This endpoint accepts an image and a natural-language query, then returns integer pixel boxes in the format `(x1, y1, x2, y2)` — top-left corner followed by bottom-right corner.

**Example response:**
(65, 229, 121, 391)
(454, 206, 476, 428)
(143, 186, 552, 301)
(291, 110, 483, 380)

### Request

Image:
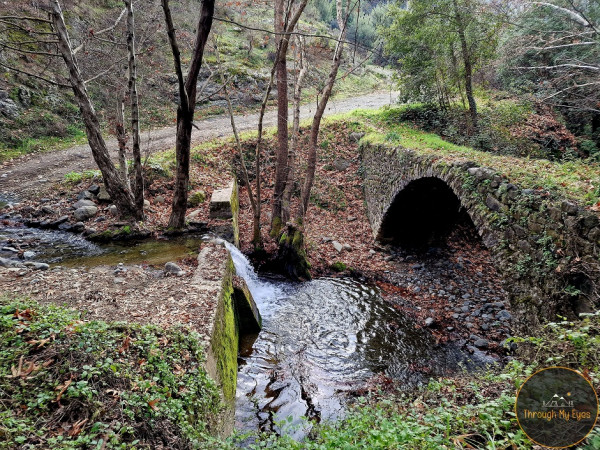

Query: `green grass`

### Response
(0, 130, 87, 163)
(244, 362, 533, 449)
(63, 169, 101, 184)
(0, 298, 224, 449)
(352, 108, 600, 206)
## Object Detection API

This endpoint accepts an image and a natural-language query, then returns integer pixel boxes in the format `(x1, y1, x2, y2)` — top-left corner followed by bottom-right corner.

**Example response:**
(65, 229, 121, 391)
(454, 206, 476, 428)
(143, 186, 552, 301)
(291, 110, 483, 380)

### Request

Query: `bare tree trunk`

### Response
(50, 0, 140, 219)
(251, 48, 279, 248)
(271, 0, 288, 235)
(116, 88, 129, 187)
(125, 0, 144, 213)
(453, 0, 478, 131)
(277, 1, 351, 281)
(298, 1, 349, 218)
(282, 36, 306, 225)
(162, 0, 215, 229)
(271, 0, 309, 236)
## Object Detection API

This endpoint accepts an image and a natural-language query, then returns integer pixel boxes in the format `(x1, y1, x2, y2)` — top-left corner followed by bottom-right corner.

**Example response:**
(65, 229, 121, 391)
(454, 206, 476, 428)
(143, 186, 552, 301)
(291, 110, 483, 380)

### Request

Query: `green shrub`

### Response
(188, 190, 207, 207)
(330, 261, 347, 272)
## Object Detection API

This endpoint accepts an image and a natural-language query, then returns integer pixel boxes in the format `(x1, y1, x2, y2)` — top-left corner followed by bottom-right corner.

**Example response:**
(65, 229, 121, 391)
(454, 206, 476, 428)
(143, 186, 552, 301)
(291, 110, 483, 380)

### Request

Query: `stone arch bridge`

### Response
(360, 143, 600, 332)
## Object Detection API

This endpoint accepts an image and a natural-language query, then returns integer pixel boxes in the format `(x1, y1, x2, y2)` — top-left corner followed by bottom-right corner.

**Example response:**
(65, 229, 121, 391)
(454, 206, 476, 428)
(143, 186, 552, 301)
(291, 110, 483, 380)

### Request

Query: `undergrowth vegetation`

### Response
(367, 96, 581, 160)
(0, 298, 223, 449)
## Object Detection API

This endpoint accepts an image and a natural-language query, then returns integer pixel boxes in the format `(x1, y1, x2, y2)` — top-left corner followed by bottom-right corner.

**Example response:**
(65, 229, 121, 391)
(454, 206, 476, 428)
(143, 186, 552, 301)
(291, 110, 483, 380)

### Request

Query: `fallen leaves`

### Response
(118, 335, 132, 354)
(54, 376, 73, 404)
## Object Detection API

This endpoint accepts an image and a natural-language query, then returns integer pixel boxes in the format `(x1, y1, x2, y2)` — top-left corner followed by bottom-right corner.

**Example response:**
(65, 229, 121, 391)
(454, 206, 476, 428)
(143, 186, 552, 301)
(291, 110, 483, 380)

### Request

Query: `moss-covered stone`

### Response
(188, 190, 206, 207)
(276, 223, 312, 281)
(359, 139, 600, 334)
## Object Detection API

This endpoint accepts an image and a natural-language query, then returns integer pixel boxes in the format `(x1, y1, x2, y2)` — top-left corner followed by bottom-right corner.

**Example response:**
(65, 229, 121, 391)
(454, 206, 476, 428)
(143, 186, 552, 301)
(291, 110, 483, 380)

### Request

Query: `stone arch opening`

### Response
(377, 177, 477, 248)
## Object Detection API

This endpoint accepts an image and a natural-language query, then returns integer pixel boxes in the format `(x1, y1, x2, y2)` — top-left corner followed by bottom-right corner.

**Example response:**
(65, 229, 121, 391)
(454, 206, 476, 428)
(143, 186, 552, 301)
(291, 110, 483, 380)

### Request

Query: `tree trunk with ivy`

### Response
(276, 222, 311, 280)
(277, 0, 350, 280)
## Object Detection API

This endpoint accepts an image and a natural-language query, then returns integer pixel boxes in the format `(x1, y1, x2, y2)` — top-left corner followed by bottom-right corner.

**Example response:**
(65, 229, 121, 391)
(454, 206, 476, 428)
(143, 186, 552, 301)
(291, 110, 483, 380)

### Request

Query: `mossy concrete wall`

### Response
(360, 142, 600, 333)
(209, 178, 240, 247)
(193, 244, 239, 435)
(193, 190, 258, 436)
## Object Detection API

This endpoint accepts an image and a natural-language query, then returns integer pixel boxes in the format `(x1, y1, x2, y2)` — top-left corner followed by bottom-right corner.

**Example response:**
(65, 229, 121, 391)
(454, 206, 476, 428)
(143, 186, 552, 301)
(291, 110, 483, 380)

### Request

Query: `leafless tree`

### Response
(505, 0, 599, 113)
(277, 0, 357, 279)
(0, 1, 153, 219)
(161, 0, 215, 229)
(270, 0, 309, 236)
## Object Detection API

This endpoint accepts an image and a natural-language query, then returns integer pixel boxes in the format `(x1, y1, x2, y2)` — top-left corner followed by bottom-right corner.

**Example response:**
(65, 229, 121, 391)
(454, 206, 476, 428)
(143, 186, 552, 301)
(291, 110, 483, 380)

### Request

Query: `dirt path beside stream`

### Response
(0, 91, 397, 200)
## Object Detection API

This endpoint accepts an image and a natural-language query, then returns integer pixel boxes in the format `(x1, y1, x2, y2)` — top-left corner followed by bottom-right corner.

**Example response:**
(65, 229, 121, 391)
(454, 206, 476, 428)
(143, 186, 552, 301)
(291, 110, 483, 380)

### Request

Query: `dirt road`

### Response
(0, 91, 397, 199)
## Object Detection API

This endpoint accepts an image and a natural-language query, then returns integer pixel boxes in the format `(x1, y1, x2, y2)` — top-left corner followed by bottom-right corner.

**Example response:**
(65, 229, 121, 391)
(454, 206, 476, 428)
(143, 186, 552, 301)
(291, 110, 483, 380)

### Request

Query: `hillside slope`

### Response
(0, 0, 390, 161)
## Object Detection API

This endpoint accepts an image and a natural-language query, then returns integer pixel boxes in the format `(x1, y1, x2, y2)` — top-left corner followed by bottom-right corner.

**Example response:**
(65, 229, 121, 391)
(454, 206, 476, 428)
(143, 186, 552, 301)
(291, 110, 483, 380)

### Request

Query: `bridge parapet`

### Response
(360, 142, 600, 333)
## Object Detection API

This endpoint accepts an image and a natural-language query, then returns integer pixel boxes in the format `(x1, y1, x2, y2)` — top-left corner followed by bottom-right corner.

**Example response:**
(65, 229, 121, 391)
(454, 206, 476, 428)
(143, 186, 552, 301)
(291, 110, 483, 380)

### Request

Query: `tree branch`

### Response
(0, 43, 60, 57)
(529, 2, 593, 28)
(213, 16, 375, 53)
(0, 16, 52, 23)
(516, 63, 600, 71)
(161, 0, 188, 112)
(73, 7, 127, 55)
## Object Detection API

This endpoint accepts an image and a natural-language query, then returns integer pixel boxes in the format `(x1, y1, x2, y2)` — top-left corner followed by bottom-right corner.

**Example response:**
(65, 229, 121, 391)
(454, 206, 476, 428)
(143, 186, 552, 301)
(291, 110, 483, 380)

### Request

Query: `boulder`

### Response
(97, 186, 111, 202)
(0, 91, 19, 118)
(50, 216, 69, 228)
(88, 184, 101, 195)
(474, 339, 489, 349)
(0, 257, 25, 268)
(72, 222, 85, 232)
(23, 262, 49, 271)
(74, 205, 98, 221)
(349, 132, 365, 143)
(164, 261, 185, 276)
(332, 158, 351, 171)
(188, 190, 206, 207)
(332, 241, 343, 253)
(17, 87, 31, 107)
(77, 190, 95, 200)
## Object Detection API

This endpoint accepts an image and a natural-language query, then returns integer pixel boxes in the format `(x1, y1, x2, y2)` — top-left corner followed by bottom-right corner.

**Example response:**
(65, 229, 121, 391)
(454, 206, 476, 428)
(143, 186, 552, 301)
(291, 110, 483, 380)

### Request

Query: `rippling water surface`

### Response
(225, 242, 479, 441)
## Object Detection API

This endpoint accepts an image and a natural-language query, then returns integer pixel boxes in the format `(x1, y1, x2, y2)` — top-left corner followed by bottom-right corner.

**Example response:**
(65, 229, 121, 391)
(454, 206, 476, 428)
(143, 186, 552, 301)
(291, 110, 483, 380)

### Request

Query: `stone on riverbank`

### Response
(74, 205, 98, 221)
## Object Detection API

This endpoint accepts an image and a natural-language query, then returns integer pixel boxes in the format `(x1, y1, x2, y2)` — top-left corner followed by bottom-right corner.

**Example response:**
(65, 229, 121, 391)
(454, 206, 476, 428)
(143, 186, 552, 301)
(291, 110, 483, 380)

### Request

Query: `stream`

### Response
(0, 219, 496, 443)
(224, 243, 488, 441)
(0, 224, 205, 267)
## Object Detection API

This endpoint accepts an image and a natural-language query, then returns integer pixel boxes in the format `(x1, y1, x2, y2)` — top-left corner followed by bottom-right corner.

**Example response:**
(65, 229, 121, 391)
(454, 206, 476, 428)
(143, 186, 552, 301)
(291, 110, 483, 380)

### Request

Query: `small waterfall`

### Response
(218, 240, 282, 310)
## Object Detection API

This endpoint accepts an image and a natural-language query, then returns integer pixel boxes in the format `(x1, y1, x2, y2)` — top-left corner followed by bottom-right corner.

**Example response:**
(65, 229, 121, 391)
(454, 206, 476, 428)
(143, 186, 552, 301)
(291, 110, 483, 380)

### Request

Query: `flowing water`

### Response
(0, 225, 205, 266)
(223, 242, 485, 441)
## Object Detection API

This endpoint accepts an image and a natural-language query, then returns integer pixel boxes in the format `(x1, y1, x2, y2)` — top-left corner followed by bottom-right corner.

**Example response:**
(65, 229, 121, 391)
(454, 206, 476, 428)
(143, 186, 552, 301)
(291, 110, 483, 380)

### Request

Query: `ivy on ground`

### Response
(0, 298, 223, 449)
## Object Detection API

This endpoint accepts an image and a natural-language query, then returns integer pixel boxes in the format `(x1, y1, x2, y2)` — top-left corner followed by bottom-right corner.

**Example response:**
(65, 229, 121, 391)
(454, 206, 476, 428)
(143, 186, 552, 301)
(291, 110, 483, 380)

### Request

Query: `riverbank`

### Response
(2, 109, 599, 447)
(2, 115, 513, 359)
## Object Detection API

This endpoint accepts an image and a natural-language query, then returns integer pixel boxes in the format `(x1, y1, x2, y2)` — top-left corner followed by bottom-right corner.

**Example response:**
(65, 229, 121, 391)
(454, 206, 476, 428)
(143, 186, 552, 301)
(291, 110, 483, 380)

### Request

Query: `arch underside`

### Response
(377, 177, 477, 248)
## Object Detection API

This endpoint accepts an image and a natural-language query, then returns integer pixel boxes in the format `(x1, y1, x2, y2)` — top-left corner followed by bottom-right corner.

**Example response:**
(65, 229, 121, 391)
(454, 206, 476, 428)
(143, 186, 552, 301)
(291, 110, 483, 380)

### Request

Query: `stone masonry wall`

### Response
(360, 143, 600, 333)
